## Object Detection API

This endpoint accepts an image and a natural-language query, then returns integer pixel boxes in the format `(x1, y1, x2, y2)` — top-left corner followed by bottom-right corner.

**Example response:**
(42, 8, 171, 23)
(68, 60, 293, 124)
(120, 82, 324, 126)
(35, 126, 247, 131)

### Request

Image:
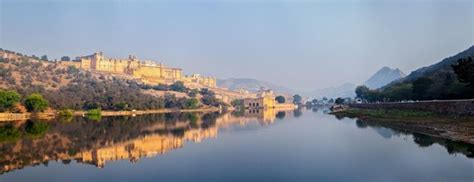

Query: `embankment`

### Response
(351, 99, 474, 116)
(0, 107, 221, 122)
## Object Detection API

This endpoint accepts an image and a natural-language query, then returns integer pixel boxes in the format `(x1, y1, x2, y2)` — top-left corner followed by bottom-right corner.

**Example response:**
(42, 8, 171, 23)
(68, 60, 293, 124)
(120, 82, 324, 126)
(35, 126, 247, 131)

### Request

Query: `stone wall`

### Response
(350, 99, 474, 116)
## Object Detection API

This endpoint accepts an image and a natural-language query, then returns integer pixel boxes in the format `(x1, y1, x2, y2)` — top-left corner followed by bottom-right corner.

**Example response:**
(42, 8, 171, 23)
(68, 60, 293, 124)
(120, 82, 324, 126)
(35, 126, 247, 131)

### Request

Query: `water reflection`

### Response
(0, 109, 294, 174)
(350, 118, 474, 158)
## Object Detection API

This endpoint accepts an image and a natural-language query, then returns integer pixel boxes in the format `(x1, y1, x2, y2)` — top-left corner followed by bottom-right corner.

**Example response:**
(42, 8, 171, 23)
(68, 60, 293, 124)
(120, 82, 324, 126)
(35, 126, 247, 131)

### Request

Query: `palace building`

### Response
(60, 52, 216, 87)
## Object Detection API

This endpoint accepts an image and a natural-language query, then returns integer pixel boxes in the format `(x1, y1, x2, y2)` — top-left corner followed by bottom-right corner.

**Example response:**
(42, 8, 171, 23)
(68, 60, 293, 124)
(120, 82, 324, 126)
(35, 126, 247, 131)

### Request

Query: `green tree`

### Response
(40, 55, 48, 61)
(183, 98, 199, 109)
(275, 95, 286, 103)
(355, 85, 370, 99)
(188, 89, 199, 97)
(311, 99, 318, 105)
(231, 99, 242, 107)
(412, 77, 433, 100)
(0, 90, 21, 111)
(335, 97, 344, 104)
(60, 56, 71, 61)
(292, 94, 302, 104)
(452, 56, 474, 87)
(170, 81, 186, 92)
(24, 93, 49, 112)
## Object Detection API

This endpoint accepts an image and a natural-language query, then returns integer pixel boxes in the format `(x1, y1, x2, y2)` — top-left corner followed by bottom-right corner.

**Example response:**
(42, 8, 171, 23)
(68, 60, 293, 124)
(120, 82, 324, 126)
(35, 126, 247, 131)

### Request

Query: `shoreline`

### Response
(0, 107, 223, 122)
(331, 108, 474, 145)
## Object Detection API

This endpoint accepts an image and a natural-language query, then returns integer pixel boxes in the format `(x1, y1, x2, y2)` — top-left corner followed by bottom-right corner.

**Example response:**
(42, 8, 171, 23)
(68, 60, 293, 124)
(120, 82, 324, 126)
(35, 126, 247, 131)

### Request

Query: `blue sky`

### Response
(1, 0, 473, 91)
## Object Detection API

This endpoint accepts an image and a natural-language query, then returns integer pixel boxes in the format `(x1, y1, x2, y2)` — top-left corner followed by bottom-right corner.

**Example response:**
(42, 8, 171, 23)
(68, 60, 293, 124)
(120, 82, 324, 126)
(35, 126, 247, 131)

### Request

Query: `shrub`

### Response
(0, 90, 21, 111)
(24, 93, 49, 112)
(183, 98, 199, 109)
(86, 108, 102, 116)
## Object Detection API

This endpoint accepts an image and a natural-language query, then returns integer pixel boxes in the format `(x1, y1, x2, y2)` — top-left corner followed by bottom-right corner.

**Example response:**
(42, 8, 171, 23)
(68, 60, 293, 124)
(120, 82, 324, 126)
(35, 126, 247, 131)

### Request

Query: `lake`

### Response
(1, 108, 473, 181)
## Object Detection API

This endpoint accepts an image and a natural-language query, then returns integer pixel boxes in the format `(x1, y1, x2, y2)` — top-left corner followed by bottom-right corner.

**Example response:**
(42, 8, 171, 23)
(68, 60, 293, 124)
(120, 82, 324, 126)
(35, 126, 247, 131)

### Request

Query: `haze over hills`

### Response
(217, 78, 297, 95)
(307, 82, 357, 99)
(364, 67, 406, 89)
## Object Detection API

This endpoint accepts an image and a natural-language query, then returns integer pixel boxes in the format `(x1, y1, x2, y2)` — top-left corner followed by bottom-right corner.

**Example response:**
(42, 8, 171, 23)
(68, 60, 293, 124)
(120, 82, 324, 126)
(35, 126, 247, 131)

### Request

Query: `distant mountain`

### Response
(217, 78, 297, 95)
(308, 82, 356, 99)
(364, 67, 405, 89)
(389, 45, 474, 86)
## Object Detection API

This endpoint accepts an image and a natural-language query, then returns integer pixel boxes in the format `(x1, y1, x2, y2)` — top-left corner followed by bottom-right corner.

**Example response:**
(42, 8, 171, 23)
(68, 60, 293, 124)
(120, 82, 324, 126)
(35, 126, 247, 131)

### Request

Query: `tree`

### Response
(24, 93, 49, 112)
(60, 56, 71, 61)
(183, 98, 199, 109)
(412, 77, 433, 100)
(311, 99, 318, 105)
(355, 85, 370, 99)
(335, 97, 344, 104)
(231, 99, 242, 107)
(170, 81, 186, 92)
(40, 55, 48, 61)
(292, 94, 302, 104)
(188, 89, 199, 98)
(0, 90, 21, 111)
(275, 95, 286, 103)
(452, 56, 474, 87)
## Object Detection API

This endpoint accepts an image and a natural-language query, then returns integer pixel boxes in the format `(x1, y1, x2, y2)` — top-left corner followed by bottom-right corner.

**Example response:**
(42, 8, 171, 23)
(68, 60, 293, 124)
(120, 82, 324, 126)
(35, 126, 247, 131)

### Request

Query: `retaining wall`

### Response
(350, 99, 474, 116)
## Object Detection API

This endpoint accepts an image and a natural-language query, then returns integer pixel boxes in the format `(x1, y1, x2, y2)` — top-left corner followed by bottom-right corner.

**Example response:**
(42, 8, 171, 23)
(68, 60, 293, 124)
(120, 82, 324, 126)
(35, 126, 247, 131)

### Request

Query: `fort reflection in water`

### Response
(0, 108, 295, 173)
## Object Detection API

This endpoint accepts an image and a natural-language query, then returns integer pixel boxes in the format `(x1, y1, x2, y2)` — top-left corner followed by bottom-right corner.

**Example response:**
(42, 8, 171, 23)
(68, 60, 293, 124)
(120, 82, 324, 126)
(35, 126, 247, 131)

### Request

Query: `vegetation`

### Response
(231, 99, 242, 107)
(355, 56, 474, 102)
(0, 90, 20, 112)
(58, 109, 73, 117)
(0, 49, 225, 112)
(452, 56, 474, 88)
(86, 108, 102, 116)
(24, 93, 49, 112)
(335, 97, 344, 104)
(292, 94, 302, 104)
(275, 95, 286, 103)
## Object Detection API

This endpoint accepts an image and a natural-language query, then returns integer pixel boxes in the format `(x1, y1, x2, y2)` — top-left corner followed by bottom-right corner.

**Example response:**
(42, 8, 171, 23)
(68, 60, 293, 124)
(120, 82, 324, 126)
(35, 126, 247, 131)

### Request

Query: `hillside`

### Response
(0, 49, 225, 111)
(364, 67, 405, 89)
(358, 45, 474, 102)
(392, 45, 474, 84)
(217, 78, 297, 95)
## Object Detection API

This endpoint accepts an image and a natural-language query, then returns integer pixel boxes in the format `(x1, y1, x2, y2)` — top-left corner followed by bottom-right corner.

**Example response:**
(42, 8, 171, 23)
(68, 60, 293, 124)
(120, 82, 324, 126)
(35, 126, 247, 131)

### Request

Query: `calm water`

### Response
(1, 108, 473, 181)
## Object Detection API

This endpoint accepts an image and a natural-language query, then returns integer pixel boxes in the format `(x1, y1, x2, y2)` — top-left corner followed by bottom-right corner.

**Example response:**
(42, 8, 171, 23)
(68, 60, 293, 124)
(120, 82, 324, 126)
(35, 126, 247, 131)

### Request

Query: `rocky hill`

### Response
(0, 49, 225, 111)
(364, 67, 405, 89)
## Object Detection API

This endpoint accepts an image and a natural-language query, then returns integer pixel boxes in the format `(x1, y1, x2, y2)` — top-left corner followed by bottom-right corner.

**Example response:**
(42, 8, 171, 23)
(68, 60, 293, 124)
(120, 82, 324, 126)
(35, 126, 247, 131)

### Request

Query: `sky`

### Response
(1, 0, 473, 91)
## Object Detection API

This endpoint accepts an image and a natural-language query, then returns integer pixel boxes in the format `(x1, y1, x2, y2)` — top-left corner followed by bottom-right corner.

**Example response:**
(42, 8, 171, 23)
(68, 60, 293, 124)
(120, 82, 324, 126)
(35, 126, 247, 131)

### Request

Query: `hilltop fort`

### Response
(58, 52, 217, 87)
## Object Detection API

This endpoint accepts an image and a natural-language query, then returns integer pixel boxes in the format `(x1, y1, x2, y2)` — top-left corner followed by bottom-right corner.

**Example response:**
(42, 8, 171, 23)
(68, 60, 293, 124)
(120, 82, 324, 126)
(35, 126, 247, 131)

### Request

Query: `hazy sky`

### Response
(1, 0, 473, 91)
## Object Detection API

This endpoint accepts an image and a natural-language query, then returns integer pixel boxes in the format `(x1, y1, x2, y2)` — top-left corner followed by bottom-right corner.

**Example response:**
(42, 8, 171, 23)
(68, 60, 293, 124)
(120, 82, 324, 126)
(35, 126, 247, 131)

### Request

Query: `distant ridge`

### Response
(364, 66, 405, 89)
(308, 82, 356, 99)
(217, 78, 297, 95)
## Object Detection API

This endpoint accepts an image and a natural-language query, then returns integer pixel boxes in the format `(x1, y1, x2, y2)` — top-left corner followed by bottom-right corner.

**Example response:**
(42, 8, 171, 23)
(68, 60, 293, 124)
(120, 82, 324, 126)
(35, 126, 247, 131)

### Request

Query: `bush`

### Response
(183, 98, 199, 109)
(0, 90, 21, 112)
(86, 108, 102, 116)
(170, 81, 187, 92)
(58, 109, 74, 117)
(24, 93, 49, 112)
